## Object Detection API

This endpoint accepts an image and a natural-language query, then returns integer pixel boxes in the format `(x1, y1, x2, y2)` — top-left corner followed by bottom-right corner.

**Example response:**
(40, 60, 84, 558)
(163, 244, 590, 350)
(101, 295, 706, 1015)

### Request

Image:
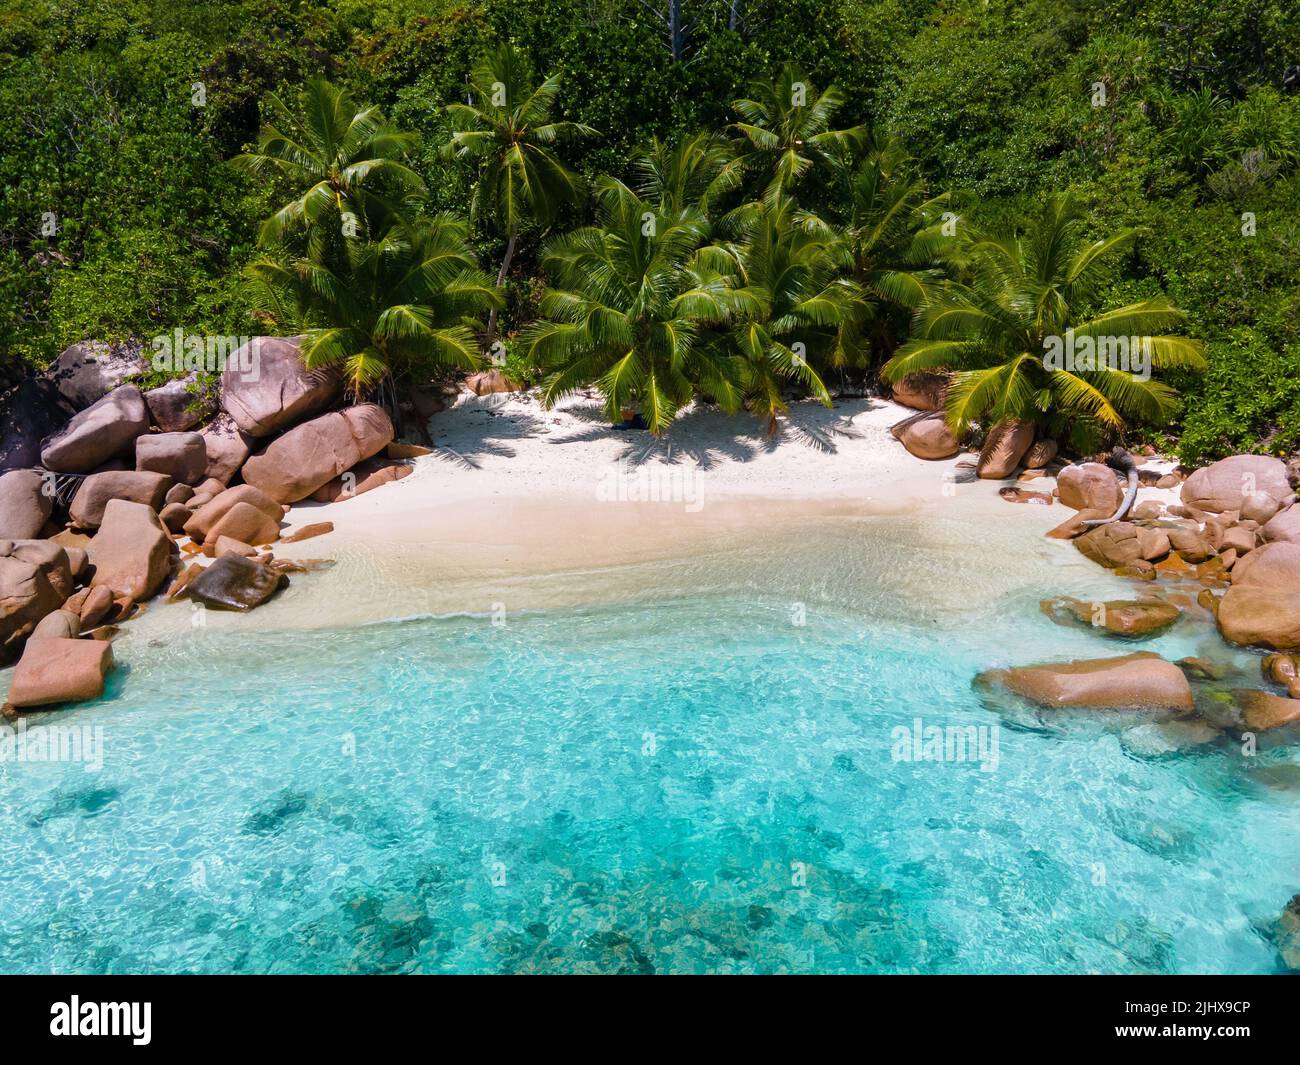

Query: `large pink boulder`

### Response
(241, 405, 394, 504)
(890, 372, 949, 412)
(464, 369, 521, 397)
(135, 432, 207, 485)
(39, 385, 150, 473)
(1181, 455, 1293, 514)
(183, 484, 284, 543)
(894, 412, 961, 460)
(219, 336, 338, 437)
(197, 412, 256, 485)
(143, 375, 215, 433)
(1216, 542, 1300, 650)
(205, 502, 280, 547)
(0, 543, 66, 653)
(1263, 505, 1300, 545)
(976, 419, 1034, 479)
(1056, 463, 1123, 512)
(6, 540, 72, 598)
(978, 652, 1193, 711)
(86, 499, 172, 601)
(6, 637, 115, 707)
(44, 340, 148, 410)
(0, 470, 52, 539)
(1230, 542, 1300, 587)
(68, 470, 172, 528)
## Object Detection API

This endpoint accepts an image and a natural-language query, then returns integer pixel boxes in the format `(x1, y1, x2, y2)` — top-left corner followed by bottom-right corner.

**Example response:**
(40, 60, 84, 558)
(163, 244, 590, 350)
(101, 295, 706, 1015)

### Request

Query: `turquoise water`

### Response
(2, 514, 1298, 973)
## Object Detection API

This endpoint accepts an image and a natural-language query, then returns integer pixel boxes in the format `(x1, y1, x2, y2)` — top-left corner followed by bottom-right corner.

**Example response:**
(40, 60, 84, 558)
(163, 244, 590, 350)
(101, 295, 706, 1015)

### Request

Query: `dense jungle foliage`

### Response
(1, 0, 1297, 459)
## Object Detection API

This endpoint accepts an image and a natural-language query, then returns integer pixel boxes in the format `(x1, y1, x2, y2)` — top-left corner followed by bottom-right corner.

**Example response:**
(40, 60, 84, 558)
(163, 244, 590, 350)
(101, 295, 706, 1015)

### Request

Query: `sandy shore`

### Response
(114, 393, 1182, 635)
(293, 393, 1018, 533)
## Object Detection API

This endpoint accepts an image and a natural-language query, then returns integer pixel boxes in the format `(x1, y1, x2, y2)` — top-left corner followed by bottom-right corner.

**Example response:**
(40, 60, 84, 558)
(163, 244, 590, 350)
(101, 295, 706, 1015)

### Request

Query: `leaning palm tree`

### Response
(730, 66, 865, 204)
(443, 43, 596, 344)
(881, 195, 1206, 451)
(728, 199, 862, 432)
(232, 78, 425, 256)
(247, 214, 502, 397)
(523, 177, 749, 433)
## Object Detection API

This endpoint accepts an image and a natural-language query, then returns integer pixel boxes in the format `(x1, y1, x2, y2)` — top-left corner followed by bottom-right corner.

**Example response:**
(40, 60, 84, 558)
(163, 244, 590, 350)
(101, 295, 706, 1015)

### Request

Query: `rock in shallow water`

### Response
(6, 637, 114, 708)
(1040, 596, 1181, 638)
(183, 554, 286, 611)
(976, 652, 1193, 711)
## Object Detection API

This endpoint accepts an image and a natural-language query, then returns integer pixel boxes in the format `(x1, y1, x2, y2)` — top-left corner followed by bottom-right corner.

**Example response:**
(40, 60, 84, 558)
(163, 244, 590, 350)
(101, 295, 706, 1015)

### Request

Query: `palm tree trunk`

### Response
(484, 227, 519, 348)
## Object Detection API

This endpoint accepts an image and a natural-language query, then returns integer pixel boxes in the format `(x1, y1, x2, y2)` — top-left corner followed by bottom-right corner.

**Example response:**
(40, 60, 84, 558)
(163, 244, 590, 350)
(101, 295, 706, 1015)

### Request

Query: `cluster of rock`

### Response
(976, 453, 1300, 749)
(889, 373, 1055, 479)
(0, 336, 424, 713)
(890, 389, 1300, 964)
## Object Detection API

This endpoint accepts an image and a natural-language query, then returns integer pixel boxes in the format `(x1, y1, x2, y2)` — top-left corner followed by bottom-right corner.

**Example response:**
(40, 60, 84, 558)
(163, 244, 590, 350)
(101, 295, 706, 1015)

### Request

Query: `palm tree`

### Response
(881, 195, 1206, 451)
(443, 43, 595, 345)
(731, 66, 865, 204)
(727, 199, 860, 432)
(247, 214, 502, 397)
(828, 134, 952, 319)
(633, 131, 744, 217)
(523, 177, 748, 433)
(232, 78, 425, 256)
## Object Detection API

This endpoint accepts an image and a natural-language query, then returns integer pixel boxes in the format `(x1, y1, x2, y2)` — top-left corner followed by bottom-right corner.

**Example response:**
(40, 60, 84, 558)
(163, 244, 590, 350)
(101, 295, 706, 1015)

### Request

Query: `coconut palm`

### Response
(828, 134, 953, 316)
(247, 214, 502, 397)
(524, 177, 749, 433)
(730, 66, 865, 203)
(881, 194, 1206, 449)
(443, 43, 596, 344)
(232, 78, 425, 256)
(727, 199, 862, 432)
(633, 131, 744, 217)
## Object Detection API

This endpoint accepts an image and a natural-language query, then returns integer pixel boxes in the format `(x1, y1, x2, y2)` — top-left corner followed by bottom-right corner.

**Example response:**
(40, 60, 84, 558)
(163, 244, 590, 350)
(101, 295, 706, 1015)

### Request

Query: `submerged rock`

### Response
(1040, 596, 1181, 638)
(1233, 689, 1300, 732)
(464, 369, 521, 396)
(1262, 654, 1300, 698)
(1279, 895, 1300, 972)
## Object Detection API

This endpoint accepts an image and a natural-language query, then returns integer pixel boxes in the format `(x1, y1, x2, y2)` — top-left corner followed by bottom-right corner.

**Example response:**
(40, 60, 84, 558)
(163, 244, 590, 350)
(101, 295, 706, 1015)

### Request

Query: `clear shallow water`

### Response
(1, 513, 1298, 973)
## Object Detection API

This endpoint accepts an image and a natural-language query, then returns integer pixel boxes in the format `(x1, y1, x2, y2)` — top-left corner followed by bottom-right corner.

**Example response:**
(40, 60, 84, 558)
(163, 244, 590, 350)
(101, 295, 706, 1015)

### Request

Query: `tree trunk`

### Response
(669, 0, 684, 62)
(484, 227, 519, 349)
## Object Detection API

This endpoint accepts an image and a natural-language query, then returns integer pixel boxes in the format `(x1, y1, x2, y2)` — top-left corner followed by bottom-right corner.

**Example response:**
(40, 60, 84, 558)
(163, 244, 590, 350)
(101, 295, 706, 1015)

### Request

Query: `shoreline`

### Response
(118, 395, 1134, 635)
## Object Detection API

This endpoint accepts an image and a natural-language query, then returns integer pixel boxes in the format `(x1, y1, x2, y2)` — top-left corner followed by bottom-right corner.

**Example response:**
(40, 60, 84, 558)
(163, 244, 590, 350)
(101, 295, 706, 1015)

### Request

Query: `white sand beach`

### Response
(113, 393, 1184, 637)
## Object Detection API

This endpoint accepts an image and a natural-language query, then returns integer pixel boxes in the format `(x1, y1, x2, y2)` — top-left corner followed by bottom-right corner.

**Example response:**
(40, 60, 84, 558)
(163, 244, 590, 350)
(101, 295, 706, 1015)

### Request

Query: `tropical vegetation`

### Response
(2, 0, 1298, 462)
